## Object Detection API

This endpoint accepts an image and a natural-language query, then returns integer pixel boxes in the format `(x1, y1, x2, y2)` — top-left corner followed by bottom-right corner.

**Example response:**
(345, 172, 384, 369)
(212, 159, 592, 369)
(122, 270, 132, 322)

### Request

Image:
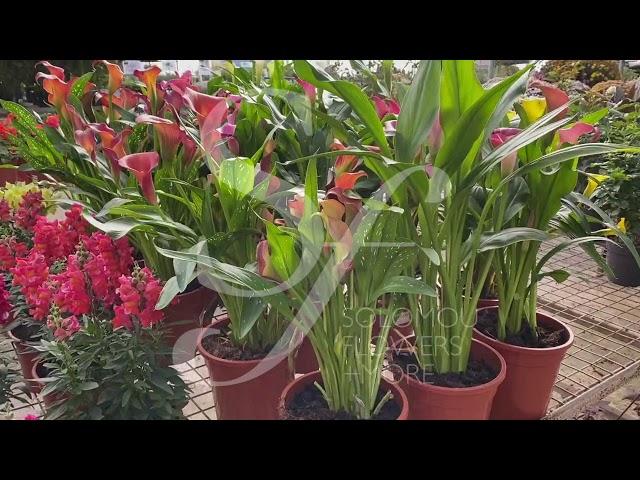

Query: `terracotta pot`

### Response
(606, 242, 640, 287)
(295, 335, 319, 375)
(278, 370, 409, 420)
(160, 285, 219, 363)
(197, 316, 293, 420)
(393, 339, 506, 420)
(473, 307, 573, 419)
(8, 326, 40, 393)
(31, 362, 67, 410)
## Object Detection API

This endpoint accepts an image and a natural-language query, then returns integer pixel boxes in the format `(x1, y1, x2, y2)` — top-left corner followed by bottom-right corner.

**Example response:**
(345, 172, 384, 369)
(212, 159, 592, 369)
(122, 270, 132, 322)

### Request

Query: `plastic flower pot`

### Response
(278, 370, 409, 420)
(473, 307, 574, 420)
(31, 361, 67, 410)
(294, 335, 319, 375)
(392, 338, 506, 420)
(197, 316, 293, 420)
(606, 242, 640, 287)
(160, 285, 219, 363)
(8, 325, 40, 393)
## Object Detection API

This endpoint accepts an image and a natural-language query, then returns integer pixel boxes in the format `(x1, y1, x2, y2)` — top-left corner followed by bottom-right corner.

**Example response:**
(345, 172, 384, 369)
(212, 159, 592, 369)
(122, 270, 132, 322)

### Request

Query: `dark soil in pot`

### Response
(283, 383, 401, 420)
(391, 351, 498, 388)
(200, 325, 273, 361)
(476, 308, 568, 348)
(10, 323, 42, 343)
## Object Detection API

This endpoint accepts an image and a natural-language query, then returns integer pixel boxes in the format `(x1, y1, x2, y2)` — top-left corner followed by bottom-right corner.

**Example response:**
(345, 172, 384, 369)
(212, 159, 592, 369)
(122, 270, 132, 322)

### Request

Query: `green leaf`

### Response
(478, 227, 549, 253)
(293, 60, 391, 156)
(374, 276, 436, 298)
(96, 198, 132, 218)
(536, 269, 570, 283)
(70, 72, 94, 100)
(266, 222, 299, 281)
(439, 60, 485, 137)
(395, 60, 441, 163)
(174, 241, 206, 291)
(156, 276, 181, 310)
(79, 381, 99, 391)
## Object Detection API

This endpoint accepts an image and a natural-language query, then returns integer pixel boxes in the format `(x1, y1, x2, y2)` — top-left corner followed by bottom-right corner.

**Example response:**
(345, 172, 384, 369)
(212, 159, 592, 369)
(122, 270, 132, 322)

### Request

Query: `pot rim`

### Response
(393, 338, 507, 395)
(279, 370, 409, 420)
(8, 326, 40, 346)
(474, 306, 575, 355)
(196, 315, 290, 367)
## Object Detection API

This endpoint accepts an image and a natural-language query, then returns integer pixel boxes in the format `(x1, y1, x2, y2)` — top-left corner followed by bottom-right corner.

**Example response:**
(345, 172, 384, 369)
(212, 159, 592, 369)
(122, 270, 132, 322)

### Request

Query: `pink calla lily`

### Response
(74, 128, 97, 162)
(257, 240, 280, 281)
(288, 195, 305, 219)
(490, 128, 522, 176)
(558, 122, 601, 145)
(297, 79, 317, 104)
(179, 131, 198, 164)
(427, 113, 444, 155)
(118, 152, 160, 204)
(372, 95, 401, 119)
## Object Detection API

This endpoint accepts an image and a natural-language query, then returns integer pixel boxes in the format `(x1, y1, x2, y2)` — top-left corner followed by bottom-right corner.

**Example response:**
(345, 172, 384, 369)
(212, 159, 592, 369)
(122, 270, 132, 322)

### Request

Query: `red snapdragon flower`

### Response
(11, 252, 51, 321)
(0, 280, 13, 326)
(113, 266, 164, 329)
(52, 256, 91, 317)
(84, 233, 133, 306)
(14, 191, 45, 231)
(0, 114, 17, 140)
(0, 237, 29, 270)
(0, 199, 11, 221)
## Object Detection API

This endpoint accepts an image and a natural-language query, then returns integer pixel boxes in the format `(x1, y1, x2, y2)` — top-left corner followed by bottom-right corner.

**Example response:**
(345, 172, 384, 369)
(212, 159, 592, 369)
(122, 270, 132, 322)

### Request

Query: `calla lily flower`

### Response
(297, 79, 316, 104)
(135, 114, 182, 162)
(118, 152, 160, 204)
(490, 128, 522, 176)
(260, 139, 277, 172)
(182, 88, 231, 161)
(558, 122, 601, 145)
(326, 187, 363, 226)
(134, 65, 162, 109)
(427, 113, 444, 155)
(65, 103, 87, 130)
(103, 148, 123, 177)
(74, 128, 97, 162)
(372, 95, 400, 119)
(35, 73, 70, 110)
(89, 123, 131, 159)
(320, 199, 352, 264)
(520, 97, 547, 123)
(530, 79, 569, 118)
(331, 139, 359, 176)
(95, 60, 124, 95)
(257, 240, 281, 281)
(335, 171, 367, 191)
(288, 195, 305, 219)
(179, 131, 198, 164)
(36, 61, 65, 80)
(583, 174, 608, 198)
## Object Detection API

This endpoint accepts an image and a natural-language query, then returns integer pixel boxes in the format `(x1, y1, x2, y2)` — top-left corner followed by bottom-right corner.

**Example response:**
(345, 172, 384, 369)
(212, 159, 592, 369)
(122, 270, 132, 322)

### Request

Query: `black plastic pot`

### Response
(606, 242, 640, 287)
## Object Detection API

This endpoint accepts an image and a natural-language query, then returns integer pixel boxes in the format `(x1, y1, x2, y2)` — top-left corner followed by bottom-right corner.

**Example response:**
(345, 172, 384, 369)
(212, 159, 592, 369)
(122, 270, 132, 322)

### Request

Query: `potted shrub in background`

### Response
(590, 152, 640, 286)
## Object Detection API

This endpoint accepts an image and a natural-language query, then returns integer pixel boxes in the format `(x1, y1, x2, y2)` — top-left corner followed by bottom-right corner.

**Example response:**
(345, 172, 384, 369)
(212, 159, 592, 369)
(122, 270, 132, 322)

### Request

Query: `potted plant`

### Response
(0, 181, 58, 388)
(473, 83, 640, 419)
(0, 353, 33, 419)
(590, 153, 640, 286)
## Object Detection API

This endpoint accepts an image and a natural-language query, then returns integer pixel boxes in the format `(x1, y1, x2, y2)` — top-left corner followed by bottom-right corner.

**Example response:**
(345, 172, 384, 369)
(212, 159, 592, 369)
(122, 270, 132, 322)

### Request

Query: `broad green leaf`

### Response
(374, 276, 436, 298)
(395, 60, 441, 163)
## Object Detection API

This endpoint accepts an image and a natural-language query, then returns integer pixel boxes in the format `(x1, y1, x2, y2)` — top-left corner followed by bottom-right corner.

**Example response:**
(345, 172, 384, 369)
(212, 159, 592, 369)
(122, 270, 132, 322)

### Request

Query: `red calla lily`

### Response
(118, 152, 160, 204)
(530, 79, 569, 118)
(179, 131, 198, 164)
(335, 171, 367, 191)
(331, 139, 359, 176)
(135, 114, 182, 162)
(36, 61, 65, 80)
(372, 95, 400, 119)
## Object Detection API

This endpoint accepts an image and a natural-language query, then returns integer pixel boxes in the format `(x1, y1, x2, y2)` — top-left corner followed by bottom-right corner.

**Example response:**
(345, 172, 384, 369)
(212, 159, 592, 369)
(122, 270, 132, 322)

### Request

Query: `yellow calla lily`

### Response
(583, 174, 608, 198)
(520, 97, 547, 123)
(617, 218, 628, 234)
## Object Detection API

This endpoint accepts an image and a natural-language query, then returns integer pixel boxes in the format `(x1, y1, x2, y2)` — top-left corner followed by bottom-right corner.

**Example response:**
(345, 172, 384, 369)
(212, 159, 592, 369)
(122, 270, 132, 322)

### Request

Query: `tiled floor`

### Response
(2, 237, 639, 420)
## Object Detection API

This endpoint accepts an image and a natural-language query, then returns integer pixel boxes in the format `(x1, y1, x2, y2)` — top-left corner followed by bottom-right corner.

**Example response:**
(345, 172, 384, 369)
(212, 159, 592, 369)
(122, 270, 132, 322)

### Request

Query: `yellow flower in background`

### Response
(583, 174, 608, 198)
(520, 97, 547, 123)
(0, 182, 53, 211)
(617, 218, 628, 234)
